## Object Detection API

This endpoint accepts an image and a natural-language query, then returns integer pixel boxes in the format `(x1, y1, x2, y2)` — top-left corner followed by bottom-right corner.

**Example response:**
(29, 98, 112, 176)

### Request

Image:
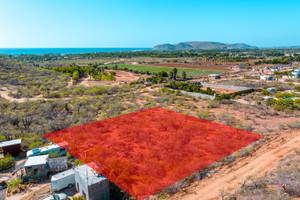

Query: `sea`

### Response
(0, 48, 151, 55)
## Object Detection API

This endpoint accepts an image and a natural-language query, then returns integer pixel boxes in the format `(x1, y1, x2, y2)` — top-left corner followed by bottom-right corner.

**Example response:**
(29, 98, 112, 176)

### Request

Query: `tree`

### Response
(109, 71, 116, 76)
(173, 68, 178, 80)
(158, 71, 168, 77)
(182, 71, 187, 80)
(72, 71, 80, 82)
(169, 71, 174, 80)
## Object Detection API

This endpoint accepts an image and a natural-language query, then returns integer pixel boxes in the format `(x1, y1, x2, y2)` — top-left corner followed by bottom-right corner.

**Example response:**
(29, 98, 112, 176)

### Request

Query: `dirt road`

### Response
(6, 182, 51, 200)
(169, 129, 300, 200)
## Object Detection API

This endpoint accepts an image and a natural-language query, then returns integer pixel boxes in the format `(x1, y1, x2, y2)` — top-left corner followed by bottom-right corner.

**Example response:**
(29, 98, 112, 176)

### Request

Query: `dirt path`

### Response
(6, 182, 51, 200)
(78, 70, 144, 87)
(169, 129, 300, 200)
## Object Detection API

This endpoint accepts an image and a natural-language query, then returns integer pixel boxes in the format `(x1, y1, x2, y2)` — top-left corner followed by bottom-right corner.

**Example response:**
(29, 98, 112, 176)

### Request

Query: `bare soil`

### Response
(78, 70, 146, 86)
(169, 129, 300, 200)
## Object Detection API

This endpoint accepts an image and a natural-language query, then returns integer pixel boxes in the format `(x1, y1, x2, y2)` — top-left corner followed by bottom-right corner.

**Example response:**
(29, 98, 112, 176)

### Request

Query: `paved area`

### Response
(0, 188, 7, 200)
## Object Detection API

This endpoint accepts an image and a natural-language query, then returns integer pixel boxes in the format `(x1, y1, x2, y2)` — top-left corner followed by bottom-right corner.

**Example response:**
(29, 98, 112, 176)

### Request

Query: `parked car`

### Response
(42, 193, 68, 200)
(0, 181, 7, 190)
(0, 185, 7, 190)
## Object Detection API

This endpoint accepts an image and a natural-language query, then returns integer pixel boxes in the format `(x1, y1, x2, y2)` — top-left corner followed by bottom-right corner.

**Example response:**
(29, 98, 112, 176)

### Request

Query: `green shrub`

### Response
(261, 89, 270, 95)
(0, 155, 16, 172)
(109, 71, 116, 76)
(48, 152, 61, 158)
(7, 178, 23, 188)
(28, 141, 43, 150)
(0, 135, 7, 142)
(74, 159, 84, 167)
(294, 86, 300, 92)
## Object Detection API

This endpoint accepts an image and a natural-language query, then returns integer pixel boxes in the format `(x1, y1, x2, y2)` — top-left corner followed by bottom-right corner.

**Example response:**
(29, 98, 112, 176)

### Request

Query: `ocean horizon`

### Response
(0, 48, 152, 55)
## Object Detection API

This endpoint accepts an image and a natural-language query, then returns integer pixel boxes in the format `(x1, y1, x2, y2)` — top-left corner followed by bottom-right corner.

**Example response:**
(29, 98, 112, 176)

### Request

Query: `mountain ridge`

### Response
(153, 41, 258, 50)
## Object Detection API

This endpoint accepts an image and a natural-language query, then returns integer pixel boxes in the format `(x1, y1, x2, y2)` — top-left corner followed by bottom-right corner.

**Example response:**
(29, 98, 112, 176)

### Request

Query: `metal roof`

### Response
(75, 164, 107, 186)
(51, 169, 75, 181)
(27, 144, 61, 157)
(0, 139, 22, 148)
(24, 155, 48, 167)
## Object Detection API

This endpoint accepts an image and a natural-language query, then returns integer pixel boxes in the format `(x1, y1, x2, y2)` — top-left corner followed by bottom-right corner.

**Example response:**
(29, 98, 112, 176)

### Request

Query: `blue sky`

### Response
(0, 0, 299, 48)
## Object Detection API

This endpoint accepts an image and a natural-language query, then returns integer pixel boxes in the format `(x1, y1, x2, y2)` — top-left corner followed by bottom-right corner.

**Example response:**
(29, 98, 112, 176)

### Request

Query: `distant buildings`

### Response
(0, 139, 22, 157)
(208, 74, 221, 80)
(236, 65, 246, 70)
(260, 75, 273, 81)
(267, 87, 277, 93)
(75, 164, 109, 200)
(290, 69, 300, 79)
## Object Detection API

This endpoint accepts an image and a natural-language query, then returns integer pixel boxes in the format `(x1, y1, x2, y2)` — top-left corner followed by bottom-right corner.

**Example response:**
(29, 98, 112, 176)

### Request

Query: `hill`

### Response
(153, 41, 258, 50)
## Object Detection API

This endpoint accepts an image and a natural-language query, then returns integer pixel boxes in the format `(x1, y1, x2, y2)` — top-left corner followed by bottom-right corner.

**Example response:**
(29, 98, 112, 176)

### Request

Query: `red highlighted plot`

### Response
(45, 107, 263, 200)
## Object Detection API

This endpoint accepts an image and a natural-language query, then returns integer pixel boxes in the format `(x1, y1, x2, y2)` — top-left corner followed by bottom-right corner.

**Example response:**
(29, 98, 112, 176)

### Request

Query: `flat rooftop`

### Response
(74, 164, 107, 186)
(45, 107, 263, 200)
(51, 169, 74, 181)
(24, 155, 48, 167)
(0, 139, 22, 148)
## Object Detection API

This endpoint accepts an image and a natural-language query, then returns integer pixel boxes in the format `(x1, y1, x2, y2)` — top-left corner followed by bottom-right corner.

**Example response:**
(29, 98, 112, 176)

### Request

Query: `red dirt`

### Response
(45, 107, 263, 200)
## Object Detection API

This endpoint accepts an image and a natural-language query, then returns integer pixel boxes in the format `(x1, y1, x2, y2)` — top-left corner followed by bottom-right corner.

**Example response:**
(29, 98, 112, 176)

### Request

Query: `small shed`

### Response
(0, 139, 22, 157)
(75, 164, 109, 200)
(260, 75, 273, 81)
(208, 74, 221, 79)
(51, 169, 75, 191)
(24, 155, 49, 179)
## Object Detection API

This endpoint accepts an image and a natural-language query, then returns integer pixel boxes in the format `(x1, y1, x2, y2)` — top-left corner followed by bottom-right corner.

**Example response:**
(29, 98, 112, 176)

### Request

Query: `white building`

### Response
(24, 155, 49, 179)
(74, 164, 109, 200)
(290, 69, 300, 79)
(260, 75, 273, 81)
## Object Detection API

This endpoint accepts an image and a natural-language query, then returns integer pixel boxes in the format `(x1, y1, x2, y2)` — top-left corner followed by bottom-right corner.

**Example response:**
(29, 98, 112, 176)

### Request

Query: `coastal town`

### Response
(1, 49, 300, 199)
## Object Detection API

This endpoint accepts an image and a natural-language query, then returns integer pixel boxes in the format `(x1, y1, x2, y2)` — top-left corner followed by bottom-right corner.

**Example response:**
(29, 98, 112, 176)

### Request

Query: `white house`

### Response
(24, 155, 49, 179)
(290, 69, 300, 79)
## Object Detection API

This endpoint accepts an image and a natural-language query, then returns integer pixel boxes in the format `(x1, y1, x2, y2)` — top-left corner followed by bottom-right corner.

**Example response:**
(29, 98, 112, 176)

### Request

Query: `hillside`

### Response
(153, 41, 258, 50)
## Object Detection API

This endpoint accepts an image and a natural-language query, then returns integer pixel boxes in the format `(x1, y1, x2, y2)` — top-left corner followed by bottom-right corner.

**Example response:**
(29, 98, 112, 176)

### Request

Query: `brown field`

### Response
(78, 70, 148, 87)
(140, 62, 235, 72)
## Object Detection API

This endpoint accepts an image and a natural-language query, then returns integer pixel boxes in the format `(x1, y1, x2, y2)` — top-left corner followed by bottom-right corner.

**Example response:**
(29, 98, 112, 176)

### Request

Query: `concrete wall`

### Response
(179, 90, 216, 100)
(89, 179, 110, 200)
(25, 164, 48, 179)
